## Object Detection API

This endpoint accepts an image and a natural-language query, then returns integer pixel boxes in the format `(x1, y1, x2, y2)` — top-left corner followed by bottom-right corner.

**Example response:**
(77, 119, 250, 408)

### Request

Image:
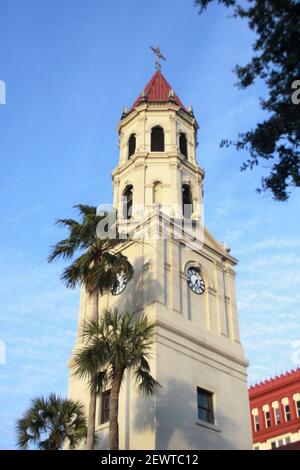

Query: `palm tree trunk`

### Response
(109, 368, 124, 450)
(86, 390, 97, 450)
(86, 291, 99, 450)
(49, 430, 62, 450)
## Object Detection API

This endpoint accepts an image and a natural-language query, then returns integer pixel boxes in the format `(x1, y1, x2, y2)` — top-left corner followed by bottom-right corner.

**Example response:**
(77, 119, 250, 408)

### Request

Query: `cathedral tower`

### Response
(68, 69, 252, 450)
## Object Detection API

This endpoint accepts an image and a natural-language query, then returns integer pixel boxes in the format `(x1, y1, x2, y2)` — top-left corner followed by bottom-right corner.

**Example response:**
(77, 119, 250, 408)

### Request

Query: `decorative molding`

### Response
(249, 368, 300, 394)
(208, 286, 217, 296)
(156, 318, 249, 369)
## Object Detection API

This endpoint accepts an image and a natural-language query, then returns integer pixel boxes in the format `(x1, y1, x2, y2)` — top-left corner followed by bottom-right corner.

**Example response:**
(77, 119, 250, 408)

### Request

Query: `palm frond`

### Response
(74, 204, 97, 219)
(89, 369, 109, 394)
(48, 203, 134, 299)
(16, 394, 87, 450)
(60, 250, 95, 288)
(72, 340, 109, 380)
(55, 218, 80, 230)
(48, 238, 80, 263)
(72, 310, 160, 404)
(135, 366, 162, 396)
(80, 319, 103, 341)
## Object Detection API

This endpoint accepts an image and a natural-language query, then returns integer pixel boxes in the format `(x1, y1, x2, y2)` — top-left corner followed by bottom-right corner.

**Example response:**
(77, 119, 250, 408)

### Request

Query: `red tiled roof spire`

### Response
(131, 71, 186, 110)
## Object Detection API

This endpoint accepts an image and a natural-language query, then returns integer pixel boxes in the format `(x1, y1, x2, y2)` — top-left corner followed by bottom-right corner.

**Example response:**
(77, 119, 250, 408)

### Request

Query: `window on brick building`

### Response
(274, 407, 281, 425)
(265, 411, 271, 428)
(296, 400, 300, 418)
(254, 414, 260, 432)
(284, 404, 291, 421)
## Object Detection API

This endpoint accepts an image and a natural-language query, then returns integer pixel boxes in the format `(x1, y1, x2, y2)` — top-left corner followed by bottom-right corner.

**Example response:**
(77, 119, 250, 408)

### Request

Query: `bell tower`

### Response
(112, 70, 203, 222)
(67, 68, 252, 450)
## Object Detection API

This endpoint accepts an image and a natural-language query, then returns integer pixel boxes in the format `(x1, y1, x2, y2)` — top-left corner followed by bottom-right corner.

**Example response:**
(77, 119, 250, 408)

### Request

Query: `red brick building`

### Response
(249, 368, 300, 450)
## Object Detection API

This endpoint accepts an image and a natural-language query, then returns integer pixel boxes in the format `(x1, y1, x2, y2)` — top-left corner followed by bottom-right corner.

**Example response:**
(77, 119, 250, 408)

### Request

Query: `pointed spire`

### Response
(131, 70, 186, 111)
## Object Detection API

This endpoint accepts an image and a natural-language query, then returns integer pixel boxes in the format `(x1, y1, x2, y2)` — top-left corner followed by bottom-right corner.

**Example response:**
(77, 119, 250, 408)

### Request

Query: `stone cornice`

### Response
(156, 316, 249, 370)
(118, 101, 197, 129)
(112, 153, 204, 179)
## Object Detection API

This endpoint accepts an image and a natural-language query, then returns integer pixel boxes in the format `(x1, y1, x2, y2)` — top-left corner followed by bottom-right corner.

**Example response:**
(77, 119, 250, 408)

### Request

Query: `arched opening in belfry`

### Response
(182, 184, 193, 218)
(151, 126, 164, 152)
(179, 132, 188, 158)
(128, 133, 136, 159)
(123, 185, 133, 220)
(153, 181, 163, 205)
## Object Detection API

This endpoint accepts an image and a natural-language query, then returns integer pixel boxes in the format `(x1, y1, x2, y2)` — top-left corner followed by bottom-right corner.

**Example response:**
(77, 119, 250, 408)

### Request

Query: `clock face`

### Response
(111, 272, 127, 296)
(187, 267, 205, 294)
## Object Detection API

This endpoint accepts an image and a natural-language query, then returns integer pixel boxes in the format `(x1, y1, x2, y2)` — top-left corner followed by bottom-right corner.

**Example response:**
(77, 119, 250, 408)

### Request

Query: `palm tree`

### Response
(72, 309, 161, 450)
(48, 204, 134, 449)
(16, 394, 87, 450)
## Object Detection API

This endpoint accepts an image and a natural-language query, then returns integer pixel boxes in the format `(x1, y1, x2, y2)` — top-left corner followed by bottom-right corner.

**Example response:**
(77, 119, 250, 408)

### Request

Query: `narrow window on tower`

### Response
(153, 181, 163, 205)
(179, 132, 188, 158)
(151, 126, 164, 152)
(182, 184, 193, 218)
(128, 133, 136, 159)
(284, 404, 291, 421)
(123, 185, 133, 220)
(254, 414, 260, 432)
(274, 407, 281, 425)
(197, 387, 214, 424)
(265, 410, 271, 428)
(100, 390, 111, 424)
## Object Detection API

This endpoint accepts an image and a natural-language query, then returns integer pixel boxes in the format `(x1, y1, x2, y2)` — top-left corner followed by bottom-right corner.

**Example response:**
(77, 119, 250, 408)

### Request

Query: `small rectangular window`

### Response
(254, 414, 260, 432)
(285, 437, 291, 445)
(271, 441, 277, 449)
(100, 390, 111, 424)
(274, 407, 281, 425)
(278, 439, 284, 447)
(284, 404, 291, 422)
(197, 387, 214, 424)
(265, 411, 271, 428)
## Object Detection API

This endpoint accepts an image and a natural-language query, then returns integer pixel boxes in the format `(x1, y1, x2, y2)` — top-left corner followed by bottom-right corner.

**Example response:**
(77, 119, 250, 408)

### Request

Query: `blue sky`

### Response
(0, 0, 299, 449)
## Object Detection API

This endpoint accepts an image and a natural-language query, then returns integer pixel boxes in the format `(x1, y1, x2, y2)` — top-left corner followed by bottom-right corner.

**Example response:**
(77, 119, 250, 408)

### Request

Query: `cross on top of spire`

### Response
(150, 46, 166, 71)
